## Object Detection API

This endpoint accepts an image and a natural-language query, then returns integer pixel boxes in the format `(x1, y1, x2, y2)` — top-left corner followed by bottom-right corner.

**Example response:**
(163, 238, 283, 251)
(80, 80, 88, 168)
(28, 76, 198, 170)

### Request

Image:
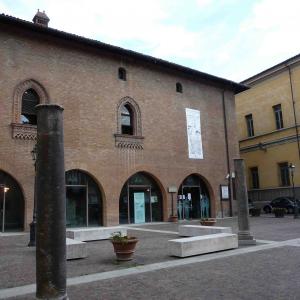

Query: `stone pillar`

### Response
(234, 158, 256, 245)
(36, 104, 68, 300)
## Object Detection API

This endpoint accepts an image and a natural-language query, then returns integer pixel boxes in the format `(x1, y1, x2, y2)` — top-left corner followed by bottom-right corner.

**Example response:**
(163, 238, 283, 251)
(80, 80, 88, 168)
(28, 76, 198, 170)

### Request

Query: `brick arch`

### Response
(13, 79, 49, 123)
(116, 96, 142, 136)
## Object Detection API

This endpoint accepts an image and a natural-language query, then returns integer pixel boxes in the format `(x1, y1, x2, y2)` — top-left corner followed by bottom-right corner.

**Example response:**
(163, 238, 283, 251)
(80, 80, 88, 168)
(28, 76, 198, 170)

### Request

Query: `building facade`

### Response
(235, 54, 300, 205)
(0, 12, 245, 231)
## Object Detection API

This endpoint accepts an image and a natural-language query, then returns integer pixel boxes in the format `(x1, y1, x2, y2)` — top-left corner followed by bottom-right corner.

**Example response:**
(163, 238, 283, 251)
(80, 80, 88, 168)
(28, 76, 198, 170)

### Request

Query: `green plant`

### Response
(272, 207, 286, 218)
(111, 231, 136, 244)
(272, 207, 287, 213)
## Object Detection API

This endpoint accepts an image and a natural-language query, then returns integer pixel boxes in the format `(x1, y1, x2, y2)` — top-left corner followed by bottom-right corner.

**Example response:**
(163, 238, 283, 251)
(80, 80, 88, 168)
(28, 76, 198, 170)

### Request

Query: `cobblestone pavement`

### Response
(1, 215, 300, 299)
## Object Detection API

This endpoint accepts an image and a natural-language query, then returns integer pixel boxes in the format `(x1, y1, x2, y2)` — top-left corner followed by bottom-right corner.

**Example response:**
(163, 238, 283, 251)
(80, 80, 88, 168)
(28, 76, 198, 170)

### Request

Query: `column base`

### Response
(238, 231, 256, 245)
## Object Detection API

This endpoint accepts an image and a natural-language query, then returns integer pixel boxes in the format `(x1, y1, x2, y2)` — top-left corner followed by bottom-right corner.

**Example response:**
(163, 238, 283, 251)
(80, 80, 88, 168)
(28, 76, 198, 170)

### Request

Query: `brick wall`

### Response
(0, 25, 239, 229)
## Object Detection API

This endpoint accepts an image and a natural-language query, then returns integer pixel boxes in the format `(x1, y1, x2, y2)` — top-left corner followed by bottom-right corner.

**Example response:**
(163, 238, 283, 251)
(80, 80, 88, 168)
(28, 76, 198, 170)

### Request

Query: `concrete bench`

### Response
(66, 238, 87, 260)
(179, 225, 232, 237)
(169, 233, 238, 257)
(66, 226, 127, 242)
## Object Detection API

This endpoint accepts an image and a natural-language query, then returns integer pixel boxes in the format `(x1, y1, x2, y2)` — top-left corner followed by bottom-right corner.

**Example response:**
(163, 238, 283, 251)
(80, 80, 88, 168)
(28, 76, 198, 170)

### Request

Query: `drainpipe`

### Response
(287, 65, 300, 160)
(222, 90, 233, 217)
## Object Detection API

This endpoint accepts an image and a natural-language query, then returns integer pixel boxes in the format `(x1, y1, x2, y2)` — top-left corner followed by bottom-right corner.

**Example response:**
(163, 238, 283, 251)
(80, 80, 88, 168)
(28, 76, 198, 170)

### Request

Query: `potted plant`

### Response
(110, 231, 139, 261)
(272, 207, 286, 218)
(200, 218, 216, 226)
(249, 207, 261, 217)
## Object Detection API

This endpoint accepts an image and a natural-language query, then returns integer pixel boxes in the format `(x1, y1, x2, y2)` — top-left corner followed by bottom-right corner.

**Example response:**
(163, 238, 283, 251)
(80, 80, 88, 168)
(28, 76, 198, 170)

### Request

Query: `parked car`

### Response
(263, 197, 300, 214)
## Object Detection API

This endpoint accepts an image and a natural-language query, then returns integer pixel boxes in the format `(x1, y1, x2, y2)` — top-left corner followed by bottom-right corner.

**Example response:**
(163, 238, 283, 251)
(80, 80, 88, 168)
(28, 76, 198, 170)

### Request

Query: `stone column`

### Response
(36, 104, 68, 300)
(234, 158, 256, 245)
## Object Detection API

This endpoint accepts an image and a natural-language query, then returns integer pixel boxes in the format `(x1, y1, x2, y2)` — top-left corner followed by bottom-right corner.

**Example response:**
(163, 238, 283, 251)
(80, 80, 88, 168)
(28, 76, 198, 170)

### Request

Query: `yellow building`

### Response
(235, 54, 300, 204)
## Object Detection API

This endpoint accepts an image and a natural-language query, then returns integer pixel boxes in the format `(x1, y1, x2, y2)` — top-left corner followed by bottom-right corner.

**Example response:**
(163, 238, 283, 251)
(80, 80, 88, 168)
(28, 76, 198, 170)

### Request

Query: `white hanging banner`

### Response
(185, 108, 203, 159)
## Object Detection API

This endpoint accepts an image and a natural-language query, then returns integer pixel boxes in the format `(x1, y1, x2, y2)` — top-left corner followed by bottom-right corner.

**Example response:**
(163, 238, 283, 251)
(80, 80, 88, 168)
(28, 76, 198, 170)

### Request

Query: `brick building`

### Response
(0, 11, 246, 231)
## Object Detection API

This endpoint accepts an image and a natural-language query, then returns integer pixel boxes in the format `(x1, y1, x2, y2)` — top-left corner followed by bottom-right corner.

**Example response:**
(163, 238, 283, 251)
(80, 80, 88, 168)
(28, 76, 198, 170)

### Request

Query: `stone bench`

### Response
(66, 226, 127, 242)
(169, 233, 238, 257)
(179, 225, 232, 237)
(66, 238, 87, 260)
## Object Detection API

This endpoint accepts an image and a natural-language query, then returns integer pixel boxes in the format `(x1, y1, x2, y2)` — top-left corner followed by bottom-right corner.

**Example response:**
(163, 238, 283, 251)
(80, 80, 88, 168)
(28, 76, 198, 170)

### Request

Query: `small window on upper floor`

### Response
(278, 162, 290, 186)
(121, 104, 134, 135)
(21, 89, 40, 125)
(273, 104, 284, 130)
(118, 67, 127, 81)
(176, 82, 183, 93)
(250, 167, 260, 189)
(245, 114, 254, 137)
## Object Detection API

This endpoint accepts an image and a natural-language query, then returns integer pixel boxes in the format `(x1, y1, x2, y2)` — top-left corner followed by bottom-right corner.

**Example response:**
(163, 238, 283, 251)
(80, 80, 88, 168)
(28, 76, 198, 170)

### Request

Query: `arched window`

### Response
(176, 82, 183, 93)
(21, 89, 40, 125)
(115, 97, 143, 148)
(118, 67, 126, 81)
(12, 79, 48, 140)
(121, 104, 134, 135)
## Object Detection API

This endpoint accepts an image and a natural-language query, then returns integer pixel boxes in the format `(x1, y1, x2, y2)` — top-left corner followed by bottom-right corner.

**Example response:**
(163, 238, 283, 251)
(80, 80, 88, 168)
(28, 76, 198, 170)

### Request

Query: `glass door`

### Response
(129, 186, 151, 224)
(66, 185, 87, 227)
(178, 186, 202, 220)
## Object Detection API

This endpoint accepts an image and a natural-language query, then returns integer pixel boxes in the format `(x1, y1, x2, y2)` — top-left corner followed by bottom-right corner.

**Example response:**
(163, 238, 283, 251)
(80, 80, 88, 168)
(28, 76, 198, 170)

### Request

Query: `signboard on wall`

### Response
(185, 108, 203, 159)
(220, 185, 229, 200)
(134, 192, 145, 223)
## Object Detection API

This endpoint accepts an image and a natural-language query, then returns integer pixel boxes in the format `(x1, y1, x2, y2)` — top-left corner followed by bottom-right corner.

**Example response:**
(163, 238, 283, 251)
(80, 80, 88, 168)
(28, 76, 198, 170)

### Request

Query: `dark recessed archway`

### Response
(0, 170, 24, 231)
(65, 169, 103, 227)
(119, 172, 163, 224)
(178, 174, 211, 220)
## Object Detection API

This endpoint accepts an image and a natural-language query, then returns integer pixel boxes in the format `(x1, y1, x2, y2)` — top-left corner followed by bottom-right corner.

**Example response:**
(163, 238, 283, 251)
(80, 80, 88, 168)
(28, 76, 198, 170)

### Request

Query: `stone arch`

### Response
(117, 96, 142, 136)
(12, 79, 49, 124)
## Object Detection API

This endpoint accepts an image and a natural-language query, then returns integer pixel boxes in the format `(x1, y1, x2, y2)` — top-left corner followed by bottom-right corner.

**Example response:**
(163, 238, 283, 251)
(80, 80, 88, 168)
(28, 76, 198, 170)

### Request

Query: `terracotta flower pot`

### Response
(111, 238, 138, 261)
(169, 215, 178, 222)
(200, 219, 216, 226)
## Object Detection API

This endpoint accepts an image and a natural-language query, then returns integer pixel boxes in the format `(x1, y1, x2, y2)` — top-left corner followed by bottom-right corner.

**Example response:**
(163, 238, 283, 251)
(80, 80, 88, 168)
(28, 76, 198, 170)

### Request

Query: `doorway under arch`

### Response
(119, 172, 163, 224)
(178, 174, 211, 220)
(0, 170, 24, 232)
(65, 170, 103, 227)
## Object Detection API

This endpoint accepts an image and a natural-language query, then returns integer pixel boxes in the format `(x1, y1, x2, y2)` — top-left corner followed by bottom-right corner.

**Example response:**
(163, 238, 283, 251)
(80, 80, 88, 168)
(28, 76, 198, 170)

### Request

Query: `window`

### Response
(115, 97, 143, 149)
(245, 114, 254, 137)
(21, 89, 40, 125)
(273, 104, 283, 129)
(121, 104, 133, 135)
(279, 162, 290, 186)
(250, 167, 260, 189)
(118, 68, 126, 81)
(176, 82, 183, 93)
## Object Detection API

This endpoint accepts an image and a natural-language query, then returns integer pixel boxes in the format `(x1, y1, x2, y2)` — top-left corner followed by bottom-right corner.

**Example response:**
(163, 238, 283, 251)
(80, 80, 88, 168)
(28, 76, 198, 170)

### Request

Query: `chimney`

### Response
(32, 9, 50, 27)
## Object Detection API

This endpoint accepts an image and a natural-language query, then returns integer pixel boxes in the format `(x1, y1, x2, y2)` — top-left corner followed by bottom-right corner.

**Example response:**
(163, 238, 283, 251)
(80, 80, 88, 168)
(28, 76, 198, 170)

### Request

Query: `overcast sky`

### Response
(1, 0, 300, 82)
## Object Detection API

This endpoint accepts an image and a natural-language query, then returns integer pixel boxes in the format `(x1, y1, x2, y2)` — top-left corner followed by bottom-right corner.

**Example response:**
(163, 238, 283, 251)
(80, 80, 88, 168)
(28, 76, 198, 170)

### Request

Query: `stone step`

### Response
(169, 233, 238, 257)
(66, 238, 87, 260)
(179, 225, 232, 236)
(66, 226, 127, 242)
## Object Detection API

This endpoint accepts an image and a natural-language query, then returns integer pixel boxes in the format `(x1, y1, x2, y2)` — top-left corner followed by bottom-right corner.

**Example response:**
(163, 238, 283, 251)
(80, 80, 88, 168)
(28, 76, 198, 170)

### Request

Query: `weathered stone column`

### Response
(234, 158, 256, 245)
(36, 104, 68, 300)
